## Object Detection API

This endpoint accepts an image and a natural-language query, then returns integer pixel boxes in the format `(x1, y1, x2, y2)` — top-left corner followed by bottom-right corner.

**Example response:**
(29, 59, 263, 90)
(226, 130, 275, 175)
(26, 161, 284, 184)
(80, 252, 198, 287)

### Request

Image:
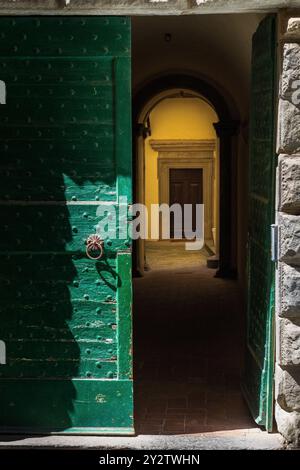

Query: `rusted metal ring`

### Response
(86, 234, 104, 260)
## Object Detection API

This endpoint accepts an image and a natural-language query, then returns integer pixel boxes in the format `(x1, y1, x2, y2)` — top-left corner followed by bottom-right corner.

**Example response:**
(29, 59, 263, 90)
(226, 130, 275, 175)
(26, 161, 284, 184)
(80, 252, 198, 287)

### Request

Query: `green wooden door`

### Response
(0, 17, 133, 434)
(242, 15, 276, 432)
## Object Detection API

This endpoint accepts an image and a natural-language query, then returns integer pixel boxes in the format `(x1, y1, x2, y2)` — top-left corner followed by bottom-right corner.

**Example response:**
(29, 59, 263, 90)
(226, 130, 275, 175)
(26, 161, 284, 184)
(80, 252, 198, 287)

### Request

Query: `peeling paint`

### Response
(0, 340, 6, 364)
(0, 80, 6, 104)
(95, 394, 107, 404)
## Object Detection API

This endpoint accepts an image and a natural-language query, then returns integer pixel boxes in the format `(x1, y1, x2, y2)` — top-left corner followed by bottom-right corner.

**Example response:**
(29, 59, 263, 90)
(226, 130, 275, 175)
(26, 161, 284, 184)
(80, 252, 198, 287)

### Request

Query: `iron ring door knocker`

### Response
(86, 234, 104, 260)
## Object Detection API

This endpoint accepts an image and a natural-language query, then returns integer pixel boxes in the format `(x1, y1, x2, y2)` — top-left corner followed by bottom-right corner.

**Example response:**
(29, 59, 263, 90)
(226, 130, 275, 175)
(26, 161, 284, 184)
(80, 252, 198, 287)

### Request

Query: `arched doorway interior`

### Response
(133, 74, 239, 278)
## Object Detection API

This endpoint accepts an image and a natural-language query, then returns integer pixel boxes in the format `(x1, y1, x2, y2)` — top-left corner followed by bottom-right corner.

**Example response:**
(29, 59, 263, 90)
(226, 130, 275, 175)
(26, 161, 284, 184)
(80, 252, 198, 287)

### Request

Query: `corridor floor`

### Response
(145, 240, 213, 270)
(134, 253, 256, 435)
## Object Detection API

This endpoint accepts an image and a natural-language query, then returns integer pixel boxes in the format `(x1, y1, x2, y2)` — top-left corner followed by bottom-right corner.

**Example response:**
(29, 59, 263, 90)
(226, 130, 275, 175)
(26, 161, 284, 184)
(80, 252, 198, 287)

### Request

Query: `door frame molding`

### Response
(150, 139, 215, 241)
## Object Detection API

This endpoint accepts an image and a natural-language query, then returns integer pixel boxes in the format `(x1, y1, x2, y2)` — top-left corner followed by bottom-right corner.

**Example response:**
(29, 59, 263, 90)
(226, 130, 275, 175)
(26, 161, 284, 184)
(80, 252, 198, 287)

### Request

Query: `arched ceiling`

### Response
(132, 14, 265, 118)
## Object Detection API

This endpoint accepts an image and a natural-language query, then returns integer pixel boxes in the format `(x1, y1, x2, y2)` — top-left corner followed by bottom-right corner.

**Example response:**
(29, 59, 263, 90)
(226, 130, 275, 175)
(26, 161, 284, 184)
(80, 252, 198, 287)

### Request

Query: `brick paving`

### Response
(133, 257, 256, 435)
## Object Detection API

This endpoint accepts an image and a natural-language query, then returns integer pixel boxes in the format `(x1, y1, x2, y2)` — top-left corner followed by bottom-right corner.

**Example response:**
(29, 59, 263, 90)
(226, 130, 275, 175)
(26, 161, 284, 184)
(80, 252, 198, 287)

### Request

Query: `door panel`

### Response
(169, 168, 203, 238)
(242, 15, 276, 431)
(0, 17, 133, 434)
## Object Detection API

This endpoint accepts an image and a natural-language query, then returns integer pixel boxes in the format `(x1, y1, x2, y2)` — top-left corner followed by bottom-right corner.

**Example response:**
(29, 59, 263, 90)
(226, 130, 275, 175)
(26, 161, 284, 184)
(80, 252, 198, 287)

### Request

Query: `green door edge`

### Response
(241, 14, 277, 433)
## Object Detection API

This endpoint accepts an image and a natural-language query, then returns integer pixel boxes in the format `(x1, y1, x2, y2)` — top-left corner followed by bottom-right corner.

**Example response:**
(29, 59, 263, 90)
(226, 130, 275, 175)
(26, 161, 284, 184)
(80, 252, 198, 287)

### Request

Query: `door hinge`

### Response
(271, 224, 279, 262)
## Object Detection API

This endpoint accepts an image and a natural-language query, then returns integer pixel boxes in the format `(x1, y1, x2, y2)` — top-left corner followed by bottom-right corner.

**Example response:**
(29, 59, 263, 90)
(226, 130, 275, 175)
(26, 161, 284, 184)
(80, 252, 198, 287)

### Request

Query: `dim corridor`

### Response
(133, 263, 256, 435)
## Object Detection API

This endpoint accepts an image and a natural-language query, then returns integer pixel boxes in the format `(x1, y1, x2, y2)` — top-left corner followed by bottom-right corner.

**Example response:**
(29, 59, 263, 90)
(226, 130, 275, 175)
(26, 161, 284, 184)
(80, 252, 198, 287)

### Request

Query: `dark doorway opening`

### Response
(131, 14, 276, 436)
(131, 72, 252, 435)
(133, 267, 253, 435)
(169, 168, 203, 239)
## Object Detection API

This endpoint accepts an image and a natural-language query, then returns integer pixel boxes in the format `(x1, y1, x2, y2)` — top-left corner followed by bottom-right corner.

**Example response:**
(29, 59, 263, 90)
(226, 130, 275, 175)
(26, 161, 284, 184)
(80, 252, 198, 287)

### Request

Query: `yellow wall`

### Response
(144, 97, 218, 238)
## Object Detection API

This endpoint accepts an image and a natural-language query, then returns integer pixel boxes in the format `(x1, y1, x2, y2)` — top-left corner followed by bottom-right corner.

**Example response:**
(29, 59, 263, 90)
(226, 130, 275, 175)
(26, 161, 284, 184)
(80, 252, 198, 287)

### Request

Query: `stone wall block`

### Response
(286, 18, 300, 39)
(281, 44, 300, 100)
(275, 15, 300, 450)
(278, 318, 300, 367)
(277, 44, 300, 154)
(276, 365, 300, 412)
(278, 155, 300, 214)
(277, 99, 300, 154)
(278, 263, 300, 318)
(275, 404, 300, 447)
(278, 213, 300, 265)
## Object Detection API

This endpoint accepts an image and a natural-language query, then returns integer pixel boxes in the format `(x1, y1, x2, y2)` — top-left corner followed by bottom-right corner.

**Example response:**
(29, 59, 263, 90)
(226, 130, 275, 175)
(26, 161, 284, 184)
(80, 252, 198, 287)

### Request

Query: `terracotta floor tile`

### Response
(167, 398, 188, 409)
(185, 415, 207, 427)
(133, 252, 257, 436)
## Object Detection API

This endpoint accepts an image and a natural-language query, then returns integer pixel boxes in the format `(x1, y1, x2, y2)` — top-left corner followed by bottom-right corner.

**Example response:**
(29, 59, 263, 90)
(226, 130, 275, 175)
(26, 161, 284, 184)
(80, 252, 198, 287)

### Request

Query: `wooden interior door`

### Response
(169, 168, 203, 239)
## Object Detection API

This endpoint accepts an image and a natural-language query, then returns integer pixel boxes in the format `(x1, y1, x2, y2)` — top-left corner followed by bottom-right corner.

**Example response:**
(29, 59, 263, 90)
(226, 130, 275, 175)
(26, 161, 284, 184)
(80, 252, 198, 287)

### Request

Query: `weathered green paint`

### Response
(0, 17, 133, 434)
(115, 57, 132, 202)
(242, 15, 276, 432)
(0, 379, 133, 434)
(0, 204, 130, 252)
(117, 253, 132, 379)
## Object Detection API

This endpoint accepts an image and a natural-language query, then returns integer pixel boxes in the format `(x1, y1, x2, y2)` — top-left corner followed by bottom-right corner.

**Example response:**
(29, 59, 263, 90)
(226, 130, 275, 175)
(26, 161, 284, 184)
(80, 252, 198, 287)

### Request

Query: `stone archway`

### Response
(133, 74, 239, 278)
